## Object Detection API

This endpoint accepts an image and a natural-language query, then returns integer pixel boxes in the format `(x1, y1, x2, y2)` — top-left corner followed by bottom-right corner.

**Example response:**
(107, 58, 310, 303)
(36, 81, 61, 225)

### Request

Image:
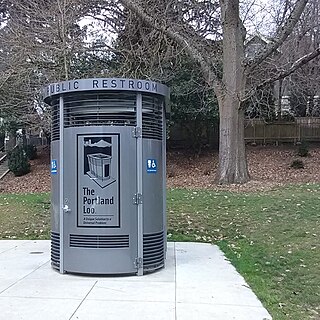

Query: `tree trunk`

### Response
(216, 0, 249, 184)
(0, 133, 5, 151)
(6, 132, 16, 151)
(277, 79, 283, 120)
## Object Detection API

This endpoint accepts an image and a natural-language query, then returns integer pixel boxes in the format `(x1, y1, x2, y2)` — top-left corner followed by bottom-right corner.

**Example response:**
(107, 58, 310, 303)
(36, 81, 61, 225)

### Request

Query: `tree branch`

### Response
(119, 0, 221, 90)
(244, 0, 308, 73)
(243, 47, 320, 102)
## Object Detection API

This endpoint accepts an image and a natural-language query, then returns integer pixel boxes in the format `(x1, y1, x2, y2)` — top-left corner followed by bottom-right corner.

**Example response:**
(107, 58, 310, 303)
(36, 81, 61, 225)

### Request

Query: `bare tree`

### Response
(98, 0, 318, 184)
(0, 0, 98, 133)
(282, 0, 320, 116)
(243, 0, 320, 119)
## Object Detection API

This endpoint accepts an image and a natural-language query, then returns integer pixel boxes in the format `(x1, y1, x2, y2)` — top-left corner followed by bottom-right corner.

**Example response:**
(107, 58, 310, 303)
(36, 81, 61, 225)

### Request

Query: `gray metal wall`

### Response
(45, 79, 169, 275)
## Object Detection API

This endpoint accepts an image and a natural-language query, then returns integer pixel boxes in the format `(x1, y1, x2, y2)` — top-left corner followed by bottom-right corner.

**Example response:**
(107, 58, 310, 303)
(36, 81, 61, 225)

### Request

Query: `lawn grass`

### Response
(167, 184, 320, 320)
(0, 185, 319, 319)
(0, 193, 50, 240)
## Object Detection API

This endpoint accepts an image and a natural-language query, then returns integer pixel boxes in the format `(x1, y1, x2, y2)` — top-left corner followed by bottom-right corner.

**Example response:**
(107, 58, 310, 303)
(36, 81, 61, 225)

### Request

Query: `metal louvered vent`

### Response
(63, 92, 137, 128)
(143, 231, 165, 271)
(51, 98, 60, 142)
(51, 232, 60, 269)
(69, 234, 129, 248)
(142, 95, 163, 140)
(50, 91, 165, 141)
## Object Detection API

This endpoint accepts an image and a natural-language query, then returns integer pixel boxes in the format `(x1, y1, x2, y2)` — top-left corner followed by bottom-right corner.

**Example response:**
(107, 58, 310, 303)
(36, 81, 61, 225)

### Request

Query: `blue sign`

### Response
(146, 159, 157, 173)
(51, 160, 58, 174)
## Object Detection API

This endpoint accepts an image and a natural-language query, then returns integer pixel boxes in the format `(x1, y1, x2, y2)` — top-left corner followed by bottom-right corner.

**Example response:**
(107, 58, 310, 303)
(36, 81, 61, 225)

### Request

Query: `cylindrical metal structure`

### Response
(43, 78, 170, 275)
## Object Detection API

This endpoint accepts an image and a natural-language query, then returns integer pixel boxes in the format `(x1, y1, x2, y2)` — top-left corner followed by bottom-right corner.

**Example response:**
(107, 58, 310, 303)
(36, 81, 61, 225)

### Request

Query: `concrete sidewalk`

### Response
(0, 240, 272, 320)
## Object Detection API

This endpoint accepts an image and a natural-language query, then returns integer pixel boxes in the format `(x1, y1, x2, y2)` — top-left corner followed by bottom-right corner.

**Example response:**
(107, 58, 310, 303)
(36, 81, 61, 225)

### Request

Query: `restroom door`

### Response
(61, 127, 139, 274)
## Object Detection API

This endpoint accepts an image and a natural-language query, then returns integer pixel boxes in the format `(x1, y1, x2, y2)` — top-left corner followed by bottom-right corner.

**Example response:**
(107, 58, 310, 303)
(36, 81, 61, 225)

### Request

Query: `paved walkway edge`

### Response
(0, 240, 272, 320)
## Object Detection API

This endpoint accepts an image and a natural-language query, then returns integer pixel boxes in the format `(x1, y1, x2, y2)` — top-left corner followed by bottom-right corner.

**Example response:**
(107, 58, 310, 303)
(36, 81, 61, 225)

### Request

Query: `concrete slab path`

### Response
(0, 240, 272, 320)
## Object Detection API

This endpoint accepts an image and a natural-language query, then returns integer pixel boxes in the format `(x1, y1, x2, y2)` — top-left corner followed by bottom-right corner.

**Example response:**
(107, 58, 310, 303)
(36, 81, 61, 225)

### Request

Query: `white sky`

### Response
(241, 0, 280, 37)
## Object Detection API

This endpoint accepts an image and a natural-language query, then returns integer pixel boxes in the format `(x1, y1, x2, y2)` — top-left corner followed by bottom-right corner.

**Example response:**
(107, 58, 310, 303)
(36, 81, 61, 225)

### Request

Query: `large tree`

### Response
(98, 0, 320, 184)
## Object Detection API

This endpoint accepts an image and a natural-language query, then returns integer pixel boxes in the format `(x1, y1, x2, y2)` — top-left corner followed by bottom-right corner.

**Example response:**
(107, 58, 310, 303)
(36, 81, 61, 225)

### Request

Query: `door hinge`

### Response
(132, 127, 142, 138)
(134, 257, 143, 269)
(133, 193, 143, 205)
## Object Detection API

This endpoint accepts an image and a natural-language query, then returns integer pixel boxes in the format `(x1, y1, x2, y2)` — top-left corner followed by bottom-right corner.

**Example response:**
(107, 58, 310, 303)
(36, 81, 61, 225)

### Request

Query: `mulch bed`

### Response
(1, 144, 320, 194)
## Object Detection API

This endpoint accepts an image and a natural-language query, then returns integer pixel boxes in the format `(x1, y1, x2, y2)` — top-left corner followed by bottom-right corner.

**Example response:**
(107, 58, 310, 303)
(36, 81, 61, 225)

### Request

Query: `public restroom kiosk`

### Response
(43, 78, 170, 275)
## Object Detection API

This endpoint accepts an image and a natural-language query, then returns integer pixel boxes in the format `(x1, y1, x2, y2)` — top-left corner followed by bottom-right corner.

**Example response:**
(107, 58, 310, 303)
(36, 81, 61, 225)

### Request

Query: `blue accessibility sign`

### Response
(146, 159, 157, 173)
(51, 160, 58, 174)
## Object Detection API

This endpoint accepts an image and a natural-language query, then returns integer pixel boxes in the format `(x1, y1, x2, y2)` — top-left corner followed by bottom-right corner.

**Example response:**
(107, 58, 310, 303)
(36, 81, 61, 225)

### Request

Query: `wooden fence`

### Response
(168, 117, 320, 149)
(244, 117, 320, 144)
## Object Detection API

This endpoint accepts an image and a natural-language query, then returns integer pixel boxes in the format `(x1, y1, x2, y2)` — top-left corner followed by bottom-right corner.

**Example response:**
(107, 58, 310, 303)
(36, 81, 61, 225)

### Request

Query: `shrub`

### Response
(281, 111, 295, 122)
(297, 141, 309, 157)
(23, 144, 37, 160)
(8, 147, 31, 176)
(290, 159, 304, 169)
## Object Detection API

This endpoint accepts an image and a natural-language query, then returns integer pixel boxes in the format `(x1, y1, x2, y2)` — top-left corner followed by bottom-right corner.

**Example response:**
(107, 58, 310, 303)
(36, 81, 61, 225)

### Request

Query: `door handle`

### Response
(63, 205, 71, 213)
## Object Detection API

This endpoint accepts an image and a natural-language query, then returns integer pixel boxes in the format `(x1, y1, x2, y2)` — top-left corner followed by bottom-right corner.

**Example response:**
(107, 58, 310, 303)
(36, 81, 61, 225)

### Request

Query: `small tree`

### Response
(8, 147, 30, 176)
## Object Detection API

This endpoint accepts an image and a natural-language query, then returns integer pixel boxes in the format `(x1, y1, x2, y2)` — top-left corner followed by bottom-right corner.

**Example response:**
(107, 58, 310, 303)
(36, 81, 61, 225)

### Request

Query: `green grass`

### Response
(167, 184, 320, 320)
(1, 185, 320, 319)
(0, 193, 50, 240)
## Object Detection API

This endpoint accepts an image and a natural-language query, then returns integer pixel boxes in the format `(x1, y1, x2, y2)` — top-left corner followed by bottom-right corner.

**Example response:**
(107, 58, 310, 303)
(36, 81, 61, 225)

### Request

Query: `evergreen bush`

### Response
(297, 141, 309, 157)
(24, 144, 37, 160)
(8, 147, 31, 176)
(290, 159, 304, 169)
